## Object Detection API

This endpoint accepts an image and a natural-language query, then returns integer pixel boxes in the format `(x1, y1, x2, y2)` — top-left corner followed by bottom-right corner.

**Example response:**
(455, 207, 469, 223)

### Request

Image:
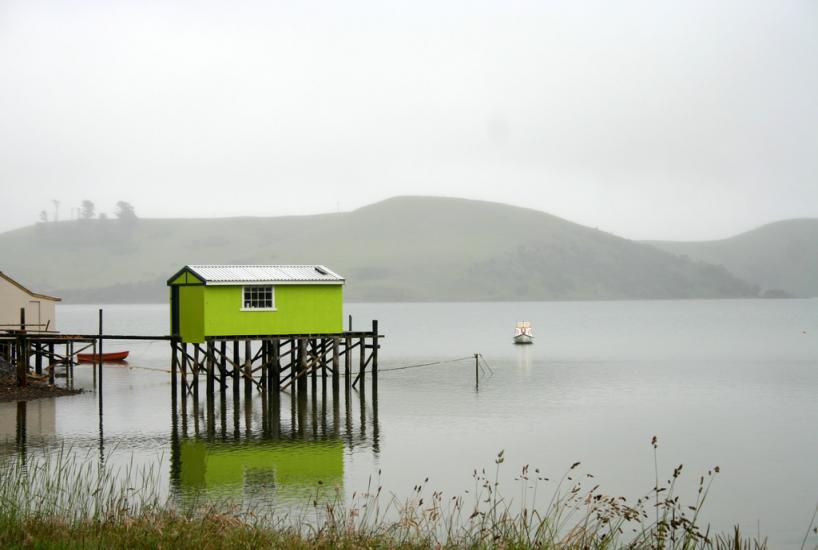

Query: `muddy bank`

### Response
(0, 359, 81, 402)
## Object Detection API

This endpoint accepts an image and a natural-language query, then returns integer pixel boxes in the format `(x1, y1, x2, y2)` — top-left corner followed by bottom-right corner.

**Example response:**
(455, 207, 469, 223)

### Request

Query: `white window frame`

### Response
(240, 285, 276, 311)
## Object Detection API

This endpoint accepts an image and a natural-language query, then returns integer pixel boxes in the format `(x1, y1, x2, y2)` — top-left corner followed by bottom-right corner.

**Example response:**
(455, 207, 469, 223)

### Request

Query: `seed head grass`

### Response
(0, 439, 806, 549)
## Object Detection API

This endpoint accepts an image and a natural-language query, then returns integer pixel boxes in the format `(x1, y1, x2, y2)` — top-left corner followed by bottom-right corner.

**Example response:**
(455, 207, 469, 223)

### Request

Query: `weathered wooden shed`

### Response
(0, 271, 60, 331)
(167, 265, 345, 343)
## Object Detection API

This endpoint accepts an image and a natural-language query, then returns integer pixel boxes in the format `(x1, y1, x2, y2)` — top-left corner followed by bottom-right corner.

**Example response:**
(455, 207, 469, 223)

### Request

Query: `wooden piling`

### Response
(371, 320, 378, 386)
(332, 338, 340, 394)
(171, 340, 178, 398)
(260, 340, 268, 391)
(233, 340, 240, 387)
(206, 341, 215, 397)
(271, 339, 280, 395)
(34, 343, 42, 376)
(244, 340, 252, 394)
(192, 345, 199, 401)
(181, 343, 188, 393)
(97, 309, 103, 395)
(344, 335, 352, 391)
(48, 342, 56, 386)
(297, 338, 307, 395)
(357, 336, 365, 388)
(16, 308, 26, 387)
(219, 341, 227, 392)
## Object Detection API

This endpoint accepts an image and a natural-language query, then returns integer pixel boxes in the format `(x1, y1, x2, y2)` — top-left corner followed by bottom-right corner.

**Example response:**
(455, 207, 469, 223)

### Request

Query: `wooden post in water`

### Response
(244, 340, 252, 394)
(67, 341, 74, 382)
(98, 309, 103, 408)
(357, 336, 365, 388)
(49, 342, 56, 386)
(321, 339, 328, 379)
(271, 339, 280, 396)
(297, 338, 307, 395)
(206, 341, 214, 397)
(233, 340, 240, 387)
(260, 340, 268, 392)
(310, 339, 318, 395)
(331, 338, 340, 394)
(34, 342, 42, 376)
(192, 345, 199, 402)
(180, 343, 188, 394)
(16, 308, 26, 387)
(371, 320, 378, 387)
(219, 341, 227, 392)
(344, 335, 352, 391)
(171, 340, 178, 398)
(475, 353, 479, 390)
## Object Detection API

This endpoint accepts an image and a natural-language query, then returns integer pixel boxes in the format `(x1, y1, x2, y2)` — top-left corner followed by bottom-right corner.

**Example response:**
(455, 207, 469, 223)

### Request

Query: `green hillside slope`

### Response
(0, 196, 758, 302)
(648, 219, 818, 298)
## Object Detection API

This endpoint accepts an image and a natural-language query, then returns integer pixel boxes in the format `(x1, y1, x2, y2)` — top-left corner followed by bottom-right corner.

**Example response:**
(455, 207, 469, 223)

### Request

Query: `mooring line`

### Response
(377, 356, 475, 373)
(80, 354, 493, 378)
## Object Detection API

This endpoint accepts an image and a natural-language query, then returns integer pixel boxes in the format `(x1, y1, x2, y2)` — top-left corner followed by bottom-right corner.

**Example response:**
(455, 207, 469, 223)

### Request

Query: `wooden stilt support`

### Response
(233, 340, 240, 387)
(48, 342, 56, 386)
(332, 338, 340, 394)
(271, 339, 280, 396)
(260, 340, 268, 393)
(97, 309, 104, 397)
(355, 336, 365, 389)
(171, 340, 178, 398)
(16, 308, 27, 387)
(371, 320, 378, 387)
(219, 341, 227, 392)
(344, 335, 351, 392)
(244, 340, 252, 395)
(181, 343, 188, 394)
(297, 339, 307, 395)
(192, 344, 200, 402)
(206, 341, 215, 397)
(35, 342, 42, 376)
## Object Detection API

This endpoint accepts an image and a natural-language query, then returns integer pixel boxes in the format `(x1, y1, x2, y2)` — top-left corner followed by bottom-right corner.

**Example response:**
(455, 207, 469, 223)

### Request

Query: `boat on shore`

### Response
(513, 321, 533, 344)
(77, 351, 129, 363)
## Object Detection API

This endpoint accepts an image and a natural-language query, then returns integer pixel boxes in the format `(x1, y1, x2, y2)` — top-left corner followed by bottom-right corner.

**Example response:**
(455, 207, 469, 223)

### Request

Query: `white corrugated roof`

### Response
(185, 265, 344, 285)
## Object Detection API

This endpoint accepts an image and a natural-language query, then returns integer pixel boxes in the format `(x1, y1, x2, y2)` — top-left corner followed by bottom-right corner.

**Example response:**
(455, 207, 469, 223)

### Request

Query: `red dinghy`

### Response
(77, 351, 129, 363)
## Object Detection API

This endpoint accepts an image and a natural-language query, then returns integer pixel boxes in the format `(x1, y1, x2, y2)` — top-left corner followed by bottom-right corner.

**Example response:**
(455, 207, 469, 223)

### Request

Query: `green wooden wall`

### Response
(203, 285, 342, 337)
(172, 282, 343, 342)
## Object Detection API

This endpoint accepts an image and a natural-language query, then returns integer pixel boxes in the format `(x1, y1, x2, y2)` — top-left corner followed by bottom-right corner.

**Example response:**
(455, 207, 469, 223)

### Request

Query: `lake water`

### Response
(2, 300, 817, 547)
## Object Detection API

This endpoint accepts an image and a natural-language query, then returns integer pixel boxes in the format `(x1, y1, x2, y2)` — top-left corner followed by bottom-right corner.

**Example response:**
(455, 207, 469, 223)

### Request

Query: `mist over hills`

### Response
(0, 197, 766, 303)
(648, 219, 818, 298)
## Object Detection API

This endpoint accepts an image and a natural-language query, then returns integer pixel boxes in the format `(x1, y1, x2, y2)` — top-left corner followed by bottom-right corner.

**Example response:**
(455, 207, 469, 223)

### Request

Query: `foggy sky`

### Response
(1, 0, 817, 240)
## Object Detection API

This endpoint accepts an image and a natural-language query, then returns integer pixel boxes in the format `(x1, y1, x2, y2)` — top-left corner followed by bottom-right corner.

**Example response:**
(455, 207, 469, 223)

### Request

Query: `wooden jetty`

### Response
(0, 307, 381, 401)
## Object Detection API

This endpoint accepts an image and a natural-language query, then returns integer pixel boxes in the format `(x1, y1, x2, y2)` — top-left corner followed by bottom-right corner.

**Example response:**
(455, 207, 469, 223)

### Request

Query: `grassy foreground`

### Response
(0, 444, 812, 549)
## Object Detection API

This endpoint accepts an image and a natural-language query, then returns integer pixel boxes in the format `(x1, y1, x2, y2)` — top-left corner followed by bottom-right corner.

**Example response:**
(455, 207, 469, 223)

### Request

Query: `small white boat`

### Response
(513, 321, 533, 344)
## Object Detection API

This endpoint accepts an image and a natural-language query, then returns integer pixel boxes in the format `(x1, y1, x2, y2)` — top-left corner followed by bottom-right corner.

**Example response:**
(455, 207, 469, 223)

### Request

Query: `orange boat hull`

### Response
(77, 351, 129, 363)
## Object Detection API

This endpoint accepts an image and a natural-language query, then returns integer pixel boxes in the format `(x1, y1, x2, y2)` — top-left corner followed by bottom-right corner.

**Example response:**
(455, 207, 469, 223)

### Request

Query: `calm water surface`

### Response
(2, 300, 817, 547)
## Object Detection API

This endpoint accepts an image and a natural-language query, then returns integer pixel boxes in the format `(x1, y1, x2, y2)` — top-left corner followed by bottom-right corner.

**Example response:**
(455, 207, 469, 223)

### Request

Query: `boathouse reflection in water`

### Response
(169, 379, 379, 505)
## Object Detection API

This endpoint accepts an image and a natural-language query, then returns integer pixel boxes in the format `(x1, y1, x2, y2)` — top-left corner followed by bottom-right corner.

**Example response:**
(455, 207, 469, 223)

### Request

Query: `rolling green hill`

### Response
(0, 196, 759, 302)
(647, 218, 818, 298)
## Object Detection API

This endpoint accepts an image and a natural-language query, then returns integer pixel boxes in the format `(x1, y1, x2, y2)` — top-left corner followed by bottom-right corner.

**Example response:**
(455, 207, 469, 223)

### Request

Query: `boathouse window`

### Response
(242, 285, 275, 310)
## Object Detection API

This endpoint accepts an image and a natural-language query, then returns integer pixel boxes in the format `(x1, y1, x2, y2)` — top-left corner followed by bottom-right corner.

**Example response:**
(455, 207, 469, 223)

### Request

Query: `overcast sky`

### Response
(1, 0, 816, 240)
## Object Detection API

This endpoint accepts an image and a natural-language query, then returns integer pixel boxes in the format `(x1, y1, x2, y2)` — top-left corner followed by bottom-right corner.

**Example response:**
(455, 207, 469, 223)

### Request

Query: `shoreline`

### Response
(0, 362, 82, 403)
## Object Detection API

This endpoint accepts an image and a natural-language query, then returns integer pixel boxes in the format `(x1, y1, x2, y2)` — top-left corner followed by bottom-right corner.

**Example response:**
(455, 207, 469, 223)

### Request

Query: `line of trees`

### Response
(38, 200, 137, 223)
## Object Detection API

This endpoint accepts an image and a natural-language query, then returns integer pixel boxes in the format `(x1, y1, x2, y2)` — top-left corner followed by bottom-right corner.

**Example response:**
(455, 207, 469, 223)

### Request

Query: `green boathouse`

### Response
(167, 265, 345, 343)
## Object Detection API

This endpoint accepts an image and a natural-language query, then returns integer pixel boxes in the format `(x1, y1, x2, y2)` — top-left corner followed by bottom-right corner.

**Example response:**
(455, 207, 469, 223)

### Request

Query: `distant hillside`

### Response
(648, 219, 818, 298)
(0, 196, 758, 302)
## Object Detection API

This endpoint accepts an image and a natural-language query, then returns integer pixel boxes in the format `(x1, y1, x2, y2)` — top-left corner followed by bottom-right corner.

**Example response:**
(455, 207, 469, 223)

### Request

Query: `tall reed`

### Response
(0, 441, 799, 549)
